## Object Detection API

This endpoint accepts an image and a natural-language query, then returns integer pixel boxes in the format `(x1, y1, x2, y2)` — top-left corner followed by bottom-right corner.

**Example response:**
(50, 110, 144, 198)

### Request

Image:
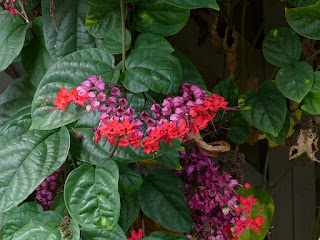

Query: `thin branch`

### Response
(17, 0, 29, 22)
(108, 136, 120, 158)
(120, 0, 126, 72)
(240, 0, 248, 92)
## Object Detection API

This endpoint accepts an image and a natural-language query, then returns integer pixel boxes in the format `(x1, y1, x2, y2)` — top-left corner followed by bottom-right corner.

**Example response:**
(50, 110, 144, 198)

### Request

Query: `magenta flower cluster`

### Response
(176, 152, 245, 240)
(35, 167, 63, 210)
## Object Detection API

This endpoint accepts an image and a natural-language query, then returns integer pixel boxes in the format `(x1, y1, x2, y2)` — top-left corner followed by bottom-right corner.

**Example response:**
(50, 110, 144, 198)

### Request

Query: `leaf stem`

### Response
(17, 0, 29, 22)
(120, 0, 126, 72)
(108, 136, 120, 158)
(63, 159, 69, 216)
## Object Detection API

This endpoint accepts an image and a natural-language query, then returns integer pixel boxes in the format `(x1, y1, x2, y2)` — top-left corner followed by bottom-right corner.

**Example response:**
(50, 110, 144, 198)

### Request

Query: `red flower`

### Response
(128, 229, 143, 240)
(53, 87, 87, 110)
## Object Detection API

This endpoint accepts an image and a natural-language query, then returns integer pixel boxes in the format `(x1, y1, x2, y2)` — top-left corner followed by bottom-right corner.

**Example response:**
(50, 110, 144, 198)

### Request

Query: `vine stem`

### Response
(120, 0, 126, 72)
(17, 0, 29, 22)
(64, 159, 69, 216)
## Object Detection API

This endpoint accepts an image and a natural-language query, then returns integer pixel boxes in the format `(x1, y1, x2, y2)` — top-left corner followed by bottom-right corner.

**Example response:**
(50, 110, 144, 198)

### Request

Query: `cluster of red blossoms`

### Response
(128, 229, 143, 240)
(52, 76, 231, 154)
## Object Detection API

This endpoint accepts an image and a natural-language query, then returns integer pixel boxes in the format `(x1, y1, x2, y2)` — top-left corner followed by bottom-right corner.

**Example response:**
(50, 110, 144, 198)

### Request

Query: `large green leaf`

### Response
(227, 111, 250, 144)
(42, 0, 101, 61)
(31, 48, 119, 130)
(286, 4, 320, 39)
(50, 194, 66, 217)
(3, 202, 43, 240)
(0, 12, 30, 71)
(0, 77, 35, 131)
(134, 33, 174, 53)
(140, 169, 192, 233)
(276, 61, 314, 102)
(85, 6, 121, 38)
(124, 49, 182, 94)
(282, 0, 320, 7)
(142, 232, 189, 240)
(118, 191, 140, 233)
(213, 76, 239, 107)
(81, 225, 127, 240)
(103, 29, 131, 54)
(0, 208, 16, 231)
(64, 163, 120, 230)
(22, 17, 54, 86)
(0, 127, 70, 213)
(237, 187, 274, 240)
(172, 50, 207, 91)
(301, 92, 320, 114)
(85, 0, 136, 5)
(239, 81, 286, 137)
(118, 163, 143, 193)
(266, 113, 290, 145)
(161, 0, 219, 10)
(133, 0, 189, 37)
(12, 211, 80, 240)
(262, 27, 301, 67)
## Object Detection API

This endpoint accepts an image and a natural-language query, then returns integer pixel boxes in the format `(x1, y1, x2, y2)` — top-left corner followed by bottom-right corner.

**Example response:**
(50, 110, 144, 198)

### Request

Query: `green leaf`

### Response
(22, 17, 54, 86)
(276, 61, 314, 102)
(213, 76, 239, 106)
(50, 194, 66, 217)
(266, 113, 290, 145)
(239, 81, 286, 137)
(118, 163, 143, 193)
(0, 127, 70, 213)
(237, 187, 274, 240)
(282, 0, 320, 7)
(161, 0, 219, 10)
(0, 208, 16, 231)
(286, 4, 320, 40)
(127, 92, 147, 118)
(140, 169, 192, 233)
(134, 33, 174, 53)
(81, 225, 127, 240)
(262, 27, 301, 67)
(3, 202, 43, 240)
(133, 0, 190, 37)
(0, 77, 35, 131)
(142, 231, 190, 240)
(42, 0, 101, 61)
(85, 0, 136, 5)
(31, 48, 119, 130)
(118, 191, 140, 233)
(0, 12, 31, 71)
(103, 28, 131, 54)
(64, 163, 120, 230)
(85, 6, 121, 38)
(227, 111, 250, 144)
(153, 149, 182, 170)
(301, 92, 320, 114)
(124, 49, 182, 94)
(311, 71, 320, 92)
(12, 211, 80, 240)
(172, 50, 207, 91)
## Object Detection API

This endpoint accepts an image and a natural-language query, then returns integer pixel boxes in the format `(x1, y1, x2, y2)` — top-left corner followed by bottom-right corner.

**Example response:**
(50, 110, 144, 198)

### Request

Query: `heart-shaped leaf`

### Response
(286, 4, 320, 40)
(140, 169, 193, 233)
(161, 0, 219, 10)
(81, 225, 127, 240)
(311, 71, 320, 92)
(239, 81, 286, 137)
(50, 194, 66, 217)
(64, 163, 120, 230)
(0, 127, 69, 214)
(133, 0, 189, 37)
(172, 50, 207, 91)
(85, 6, 121, 38)
(0, 12, 31, 71)
(118, 163, 143, 193)
(266, 113, 290, 145)
(31, 48, 119, 130)
(263, 27, 301, 67)
(134, 33, 174, 53)
(12, 211, 80, 240)
(276, 61, 314, 102)
(42, 0, 101, 61)
(103, 28, 131, 54)
(237, 187, 274, 240)
(227, 111, 250, 144)
(213, 76, 239, 107)
(0, 208, 16, 231)
(3, 202, 43, 240)
(124, 49, 182, 94)
(118, 191, 140, 233)
(22, 17, 54, 86)
(142, 231, 190, 240)
(301, 92, 320, 114)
